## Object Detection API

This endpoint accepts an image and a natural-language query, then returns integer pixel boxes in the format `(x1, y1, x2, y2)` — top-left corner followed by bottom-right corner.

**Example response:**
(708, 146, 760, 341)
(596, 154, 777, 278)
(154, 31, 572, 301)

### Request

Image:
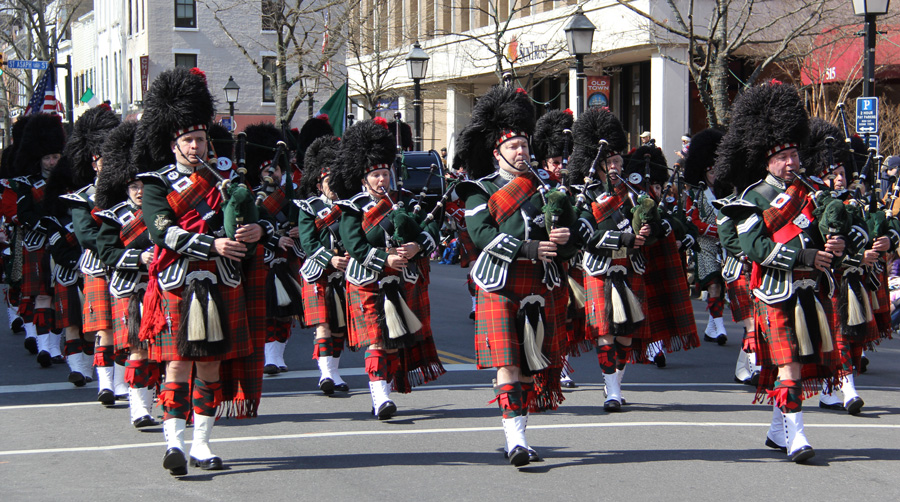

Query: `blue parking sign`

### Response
(856, 97, 878, 134)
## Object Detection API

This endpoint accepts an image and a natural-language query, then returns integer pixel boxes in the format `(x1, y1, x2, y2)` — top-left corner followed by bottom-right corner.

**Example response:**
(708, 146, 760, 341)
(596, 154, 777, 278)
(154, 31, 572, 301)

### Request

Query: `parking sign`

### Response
(856, 97, 879, 134)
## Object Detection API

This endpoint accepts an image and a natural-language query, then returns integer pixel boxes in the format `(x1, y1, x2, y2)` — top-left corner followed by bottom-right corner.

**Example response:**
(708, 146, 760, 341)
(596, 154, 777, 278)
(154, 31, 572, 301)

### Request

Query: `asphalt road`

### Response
(2, 263, 900, 501)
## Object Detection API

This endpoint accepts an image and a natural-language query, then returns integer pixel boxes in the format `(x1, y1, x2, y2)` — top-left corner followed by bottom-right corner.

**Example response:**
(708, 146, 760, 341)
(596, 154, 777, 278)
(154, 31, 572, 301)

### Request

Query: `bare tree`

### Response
(345, 0, 409, 119)
(0, 0, 86, 100)
(201, 0, 348, 126)
(447, 0, 569, 89)
(615, 0, 860, 128)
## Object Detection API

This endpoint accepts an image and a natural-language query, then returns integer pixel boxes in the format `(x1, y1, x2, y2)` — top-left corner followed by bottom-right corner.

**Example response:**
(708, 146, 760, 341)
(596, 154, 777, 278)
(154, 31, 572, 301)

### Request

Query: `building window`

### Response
(128, 0, 133, 35)
(262, 56, 276, 103)
(129, 59, 133, 103)
(262, 0, 278, 31)
(175, 0, 196, 28)
(175, 53, 198, 68)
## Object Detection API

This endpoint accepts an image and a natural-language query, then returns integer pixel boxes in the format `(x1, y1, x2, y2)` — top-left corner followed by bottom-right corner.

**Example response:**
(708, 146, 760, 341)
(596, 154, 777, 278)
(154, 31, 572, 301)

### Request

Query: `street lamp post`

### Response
(223, 76, 240, 131)
(852, 0, 891, 98)
(406, 41, 430, 151)
(302, 75, 319, 119)
(564, 6, 596, 117)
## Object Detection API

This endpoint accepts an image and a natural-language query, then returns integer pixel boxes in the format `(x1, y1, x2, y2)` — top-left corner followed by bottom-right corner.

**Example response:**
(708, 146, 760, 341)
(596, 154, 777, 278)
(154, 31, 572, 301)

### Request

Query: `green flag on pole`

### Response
(317, 82, 347, 137)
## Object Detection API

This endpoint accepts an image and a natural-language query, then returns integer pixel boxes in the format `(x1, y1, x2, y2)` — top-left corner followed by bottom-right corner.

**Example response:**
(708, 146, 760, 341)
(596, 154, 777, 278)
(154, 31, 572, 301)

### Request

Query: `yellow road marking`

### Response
(437, 350, 476, 364)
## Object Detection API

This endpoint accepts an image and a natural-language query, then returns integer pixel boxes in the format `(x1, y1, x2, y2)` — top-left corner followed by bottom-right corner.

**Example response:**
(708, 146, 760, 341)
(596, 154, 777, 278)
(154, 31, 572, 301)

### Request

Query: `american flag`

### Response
(25, 63, 59, 115)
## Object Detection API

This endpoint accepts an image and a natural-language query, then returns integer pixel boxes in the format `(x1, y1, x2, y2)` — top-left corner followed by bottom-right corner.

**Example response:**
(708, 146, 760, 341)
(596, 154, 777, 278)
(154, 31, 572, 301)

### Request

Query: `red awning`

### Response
(801, 25, 900, 85)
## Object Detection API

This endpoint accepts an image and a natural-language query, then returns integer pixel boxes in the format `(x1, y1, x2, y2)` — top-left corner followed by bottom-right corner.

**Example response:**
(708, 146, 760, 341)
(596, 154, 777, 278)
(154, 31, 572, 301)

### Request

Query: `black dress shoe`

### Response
(603, 399, 622, 412)
(278, 366, 288, 373)
(12, 317, 24, 333)
(68, 371, 86, 387)
(859, 355, 869, 373)
(263, 364, 280, 375)
(749, 371, 760, 387)
(334, 383, 350, 392)
(716, 334, 727, 346)
(703, 334, 718, 343)
(790, 445, 815, 463)
(37, 351, 52, 367)
(133, 415, 158, 428)
(818, 401, 844, 411)
(163, 448, 187, 476)
(654, 352, 667, 368)
(190, 455, 224, 470)
(97, 389, 116, 406)
(319, 378, 335, 395)
(507, 446, 530, 467)
(765, 436, 787, 453)
(845, 396, 864, 415)
(24, 337, 37, 354)
(469, 311, 475, 320)
(374, 400, 397, 420)
(51, 355, 65, 364)
(526, 447, 542, 462)
(560, 379, 577, 389)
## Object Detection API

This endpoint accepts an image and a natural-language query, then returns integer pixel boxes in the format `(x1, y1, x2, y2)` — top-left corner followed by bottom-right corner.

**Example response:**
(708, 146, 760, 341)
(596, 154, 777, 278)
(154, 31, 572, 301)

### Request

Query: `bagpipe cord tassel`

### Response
(381, 277, 422, 339)
(520, 295, 550, 373)
(814, 296, 833, 353)
(793, 296, 814, 357)
(611, 284, 628, 325)
(332, 287, 346, 329)
(206, 290, 224, 343)
(847, 284, 866, 327)
(274, 274, 292, 307)
(187, 290, 206, 342)
(567, 275, 585, 309)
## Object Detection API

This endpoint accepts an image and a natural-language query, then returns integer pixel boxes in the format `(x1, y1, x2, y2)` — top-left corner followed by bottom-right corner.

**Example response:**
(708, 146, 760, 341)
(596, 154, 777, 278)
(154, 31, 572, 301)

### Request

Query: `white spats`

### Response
(704, 314, 715, 338)
(734, 350, 752, 382)
(713, 316, 727, 337)
(841, 374, 860, 403)
(501, 416, 528, 453)
(163, 417, 186, 452)
(783, 411, 814, 462)
(327, 354, 346, 387)
(96, 365, 115, 392)
(369, 380, 392, 411)
(128, 386, 154, 422)
(603, 371, 622, 405)
(317, 355, 334, 383)
(766, 405, 786, 449)
(114, 363, 128, 396)
(190, 414, 217, 461)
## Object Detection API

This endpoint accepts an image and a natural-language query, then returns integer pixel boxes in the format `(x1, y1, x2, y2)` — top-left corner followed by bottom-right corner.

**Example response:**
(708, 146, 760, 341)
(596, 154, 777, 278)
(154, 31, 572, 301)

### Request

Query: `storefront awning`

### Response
(801, 25, 900, 85)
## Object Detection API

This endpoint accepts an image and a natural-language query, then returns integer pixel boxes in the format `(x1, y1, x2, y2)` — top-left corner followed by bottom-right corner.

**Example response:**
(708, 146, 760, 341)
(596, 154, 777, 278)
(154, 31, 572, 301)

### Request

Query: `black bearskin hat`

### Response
(133, 67, 216, 172)
(64, 104, 121, 187)
(95, 120, 140, 210)
(683, 128, 725, 187)
(299, 135, 341, 199)
(296, 115, 334, 169)
(207, 122, 234, 163)
(332, 119, 395, 200)
(388, 118, 413, 151)
(799, 118, 848, 177)
(567, 107, 627, 185)
(453, 86, 535, 180)
(242, 122, 285, 189)
(0, 115, 31, 178)
(44, 157, 78, 219)
(846, 134, 869, 176)
(532, 109, 574, 163)
(12, 113, 67, 178)
(624, 144, 669, 185)
(714, 81, 809, 192)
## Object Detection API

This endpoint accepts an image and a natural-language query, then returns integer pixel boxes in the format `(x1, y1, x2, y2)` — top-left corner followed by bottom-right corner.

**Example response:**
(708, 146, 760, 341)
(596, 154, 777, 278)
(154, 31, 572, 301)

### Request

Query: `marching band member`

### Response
(455, 86, 575, 466)
(332, 119, 444, 420)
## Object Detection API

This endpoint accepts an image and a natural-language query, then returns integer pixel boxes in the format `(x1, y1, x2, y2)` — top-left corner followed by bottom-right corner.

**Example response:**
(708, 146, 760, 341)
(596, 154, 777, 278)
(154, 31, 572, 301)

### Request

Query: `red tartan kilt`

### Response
(301, 274, 331, 326)
(346, 268, 431, 349)
(726, 272, 754, 322)
(583, 258, 647, 342)
(53, 280, 83, 329)
(474, 260, 562, 370)
(407, 256, 432, 339)
(753, 281, 838, 371)
(873, 265, 892, 335)
(563, 267, 589, 356)
(148, 260, 253, 362)
(112, 295, 130, 351)
(82, 274, 112, 332)
(22, 248, 52, 297)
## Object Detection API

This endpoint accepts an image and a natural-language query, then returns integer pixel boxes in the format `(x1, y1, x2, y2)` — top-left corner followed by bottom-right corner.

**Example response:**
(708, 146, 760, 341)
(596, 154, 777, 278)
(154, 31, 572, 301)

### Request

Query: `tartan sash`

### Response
(31, 181, 45, 204)
(590, 183, 628, 223)
(260, 186, 286, 217)
(120, 208, 147, 248)
(761, 180, 809, 231)
(314, 205, 342, 231)
(90, 206, 104, 226)
(488, 174, 538, 225)
(361, 197, 392, 234)
(772, 198, 814, 245)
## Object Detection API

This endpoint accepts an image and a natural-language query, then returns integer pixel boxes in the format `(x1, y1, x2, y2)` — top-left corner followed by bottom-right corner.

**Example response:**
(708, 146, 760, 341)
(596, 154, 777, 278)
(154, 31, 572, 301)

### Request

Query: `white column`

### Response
(650, 46, 690, 165)
(568, 67, 578, 119)
(445, 84, 473, 167)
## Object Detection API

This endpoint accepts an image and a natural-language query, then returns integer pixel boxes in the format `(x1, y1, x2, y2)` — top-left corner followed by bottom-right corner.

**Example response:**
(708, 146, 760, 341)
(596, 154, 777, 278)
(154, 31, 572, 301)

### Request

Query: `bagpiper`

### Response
(716, 81, 852, 463)
(62, 104, 123, 398)
(135, 67, 267, 475)
(455, 85, 575, 467)
(297, 135, 351, 394)
(95, 119, 160, 428)
(332, 118, 445, 420)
